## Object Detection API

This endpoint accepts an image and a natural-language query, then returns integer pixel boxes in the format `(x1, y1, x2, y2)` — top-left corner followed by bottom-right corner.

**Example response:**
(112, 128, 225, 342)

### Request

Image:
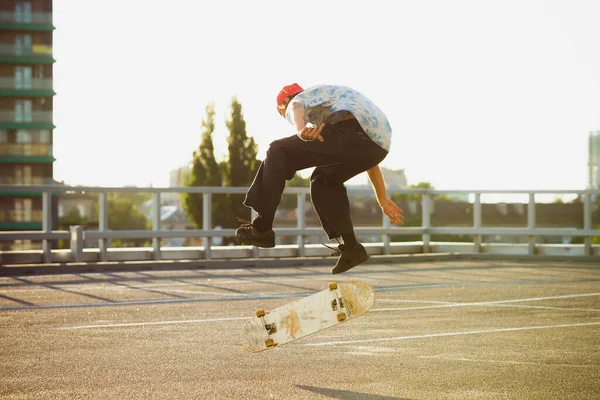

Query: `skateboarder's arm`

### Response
(367, 165, 404, 225)
(290, 102, 325, 142)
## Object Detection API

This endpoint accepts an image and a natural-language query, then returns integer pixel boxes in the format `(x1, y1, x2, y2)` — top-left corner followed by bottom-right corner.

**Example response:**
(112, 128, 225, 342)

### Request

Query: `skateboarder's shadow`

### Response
(296, 385, 411, 400)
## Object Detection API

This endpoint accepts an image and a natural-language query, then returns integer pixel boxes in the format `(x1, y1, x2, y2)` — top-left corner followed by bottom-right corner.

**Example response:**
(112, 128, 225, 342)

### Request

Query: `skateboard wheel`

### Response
(337, 312, 347, 322)
(328, 282, 338, 290)
(256, 309, 266, 318)
(265, 338, 277, 348)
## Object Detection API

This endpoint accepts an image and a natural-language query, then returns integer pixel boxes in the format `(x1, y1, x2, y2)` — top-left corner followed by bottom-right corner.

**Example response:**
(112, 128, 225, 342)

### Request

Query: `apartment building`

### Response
(0, 0, 56, 250)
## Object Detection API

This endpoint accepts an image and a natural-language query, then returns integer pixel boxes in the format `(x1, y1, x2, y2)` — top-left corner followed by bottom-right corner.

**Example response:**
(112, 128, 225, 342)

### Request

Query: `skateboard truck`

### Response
(328, 282, 347, 322)
(255, 309, 278, 348)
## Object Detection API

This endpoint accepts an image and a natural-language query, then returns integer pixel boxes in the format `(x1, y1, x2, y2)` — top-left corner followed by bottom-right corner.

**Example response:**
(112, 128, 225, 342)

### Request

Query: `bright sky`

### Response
(52, 0, 599, 191)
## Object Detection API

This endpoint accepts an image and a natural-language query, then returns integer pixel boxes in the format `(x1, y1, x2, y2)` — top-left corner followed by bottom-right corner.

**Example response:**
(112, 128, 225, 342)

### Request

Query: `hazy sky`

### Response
(52, 0, 599, 190)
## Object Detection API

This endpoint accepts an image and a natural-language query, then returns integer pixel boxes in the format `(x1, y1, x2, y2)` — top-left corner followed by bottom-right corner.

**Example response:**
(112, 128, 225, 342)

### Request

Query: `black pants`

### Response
(243, 119, 388, 239)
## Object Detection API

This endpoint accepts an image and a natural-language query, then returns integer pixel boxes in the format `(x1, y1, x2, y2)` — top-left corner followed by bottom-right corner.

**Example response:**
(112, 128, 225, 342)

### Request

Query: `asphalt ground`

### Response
(0, 259, 599, 400)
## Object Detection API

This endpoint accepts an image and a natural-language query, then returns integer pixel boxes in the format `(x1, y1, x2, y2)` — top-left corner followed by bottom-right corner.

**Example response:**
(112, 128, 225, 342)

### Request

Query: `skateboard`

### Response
(241, 280, 376, 353)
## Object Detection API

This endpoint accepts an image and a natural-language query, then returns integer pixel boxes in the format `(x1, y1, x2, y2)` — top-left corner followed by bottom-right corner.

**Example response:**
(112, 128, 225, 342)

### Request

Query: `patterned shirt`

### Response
(286, 84, 392, 151)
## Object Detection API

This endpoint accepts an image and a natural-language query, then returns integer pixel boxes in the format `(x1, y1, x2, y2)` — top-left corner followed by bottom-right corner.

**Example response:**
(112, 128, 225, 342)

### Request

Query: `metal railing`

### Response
(0, 184, 598, 264)
(0, 144, 53, 157)
(0, 209, 43, 223)
(0, 76, 54, 91)
(0, 44, 53, 57)
(0, 110, 53, 123)
(0, 11, 53, 25)
(0, 177, 54, 185)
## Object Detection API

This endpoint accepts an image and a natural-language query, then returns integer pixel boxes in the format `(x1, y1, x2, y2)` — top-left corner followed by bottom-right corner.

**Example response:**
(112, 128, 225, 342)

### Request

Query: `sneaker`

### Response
(235, 220, 275, 248)
(329, 243, 369, 274)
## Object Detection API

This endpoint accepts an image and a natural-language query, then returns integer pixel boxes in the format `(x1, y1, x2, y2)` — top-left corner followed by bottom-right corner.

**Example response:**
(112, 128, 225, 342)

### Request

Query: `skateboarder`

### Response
(236, 83, 404, 274)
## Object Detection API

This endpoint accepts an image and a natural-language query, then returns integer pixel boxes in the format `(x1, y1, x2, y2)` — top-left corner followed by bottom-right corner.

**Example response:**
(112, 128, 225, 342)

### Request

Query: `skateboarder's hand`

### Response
(381, 199, 404, 225)
(298, 123, 325, 142)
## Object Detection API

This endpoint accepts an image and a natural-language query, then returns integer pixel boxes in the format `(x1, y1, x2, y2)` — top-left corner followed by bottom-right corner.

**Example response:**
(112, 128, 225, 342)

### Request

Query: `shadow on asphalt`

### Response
(296, 385, 411, 400)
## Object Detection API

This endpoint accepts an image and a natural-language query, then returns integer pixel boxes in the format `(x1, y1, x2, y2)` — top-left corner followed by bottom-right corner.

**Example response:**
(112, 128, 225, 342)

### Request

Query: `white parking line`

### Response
(375, 293, 600, 312)
(58, 316, 248, 330)
(307, 322, 600, 347)
(418, 355, 596, 368)
(0, 276, 353, 293)
(56, 292, 600, 330)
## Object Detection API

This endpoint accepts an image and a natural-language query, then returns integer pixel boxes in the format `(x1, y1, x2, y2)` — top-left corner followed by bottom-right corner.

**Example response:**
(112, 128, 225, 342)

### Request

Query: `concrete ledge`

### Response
(0, 250, 43, 264)
(160, 248, 203, 260)
(1, 242, 598, 277)
(0, 252, 462, 276)
(2, 251, 598, 277)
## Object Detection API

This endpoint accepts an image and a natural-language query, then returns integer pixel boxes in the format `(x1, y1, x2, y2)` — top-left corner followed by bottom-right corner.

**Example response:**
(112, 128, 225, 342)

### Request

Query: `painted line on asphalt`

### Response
(0, 276, 354, 293)
(58, 316, 248, 330)
(419, 355, 598, 369)
(307, 322, 600, 347)
(378, 292, 600, 304)
(0, 292, 310, 311)
(57, 293, 600, 330)
(417, 355, 596, 368)
(3, 284, 599, 312)
(374, 292, 600, 312)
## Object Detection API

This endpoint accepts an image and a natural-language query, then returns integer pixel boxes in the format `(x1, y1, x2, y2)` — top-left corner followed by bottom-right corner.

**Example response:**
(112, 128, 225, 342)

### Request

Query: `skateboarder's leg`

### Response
(310, 157, 380, 242)
(310, 129, 389, 273)
(239, 133, 342, 247)
(309, 165, 351, 240)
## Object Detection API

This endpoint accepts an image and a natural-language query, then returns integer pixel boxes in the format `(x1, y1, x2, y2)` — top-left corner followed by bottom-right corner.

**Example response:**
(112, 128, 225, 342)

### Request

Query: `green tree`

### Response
(279, 173, 310, 210)
(93, 197, 148, 247)
(110, 191, 151, 207)
(182, 103, 225, 228)
(59, 207, 88, 229)
(391, 181, 452, 203)
(58, 208, 89, 249)
(391, 182, 432, 203)
(223, 97, 260, 226)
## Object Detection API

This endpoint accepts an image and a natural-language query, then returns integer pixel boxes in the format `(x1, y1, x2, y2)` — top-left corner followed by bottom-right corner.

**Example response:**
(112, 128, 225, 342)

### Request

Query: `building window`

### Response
(0, 130, 7, 144)
(15, 2, 33, 23)
(39, 130, 50, 144)
(14, 165, 32, 184)
(14, 198, 32, 221)
(15, 66, 33, 89)
(16, 130, 32, 144)
(15, 35, 32, 55)
(15, 101, 32, 122)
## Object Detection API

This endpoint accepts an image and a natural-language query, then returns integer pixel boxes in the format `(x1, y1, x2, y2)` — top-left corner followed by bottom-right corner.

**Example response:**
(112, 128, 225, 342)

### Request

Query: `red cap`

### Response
(276, 83, 304, 113)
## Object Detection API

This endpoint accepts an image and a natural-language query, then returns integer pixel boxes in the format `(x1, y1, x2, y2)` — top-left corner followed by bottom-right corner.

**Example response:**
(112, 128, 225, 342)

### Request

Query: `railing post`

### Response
(203, 192, 212, 260)
(42, 191, 52, 263)
(382, 209, 391, 255)
(70, 225, 83, 262)
(583, 192, 592, 256)
(98, 192, 108, 261)
(297, 192, 306, 257)
(251, 209, 259, 258)
(527, 193, 536, 255)
(473, 193, 482, 253)
(152, 192, 161, 260)
(422, 193, 431, 253)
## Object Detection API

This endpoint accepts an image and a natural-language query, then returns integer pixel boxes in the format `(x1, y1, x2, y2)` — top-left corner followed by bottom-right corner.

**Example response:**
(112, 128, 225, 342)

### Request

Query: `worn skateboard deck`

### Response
(241, 280, 376, 353)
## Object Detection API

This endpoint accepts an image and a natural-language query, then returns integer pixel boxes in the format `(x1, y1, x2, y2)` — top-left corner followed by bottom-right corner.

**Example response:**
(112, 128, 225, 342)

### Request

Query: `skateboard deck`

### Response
(241, 280, 376, 353)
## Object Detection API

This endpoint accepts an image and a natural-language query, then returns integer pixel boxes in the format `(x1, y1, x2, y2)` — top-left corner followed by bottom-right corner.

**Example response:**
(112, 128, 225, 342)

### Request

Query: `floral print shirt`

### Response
(286, 84, 392, 151)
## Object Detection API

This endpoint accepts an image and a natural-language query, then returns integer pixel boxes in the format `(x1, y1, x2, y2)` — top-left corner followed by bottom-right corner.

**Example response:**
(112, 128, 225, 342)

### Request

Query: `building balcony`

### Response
(0, 144, 54, 163)
(0, 76, 55, 97)
(0, 209, 43, 230)
(0, 110, 54, 129)
(0, 43, 54, 64)
(0, 177, 54, 185)
(0, 11, 54, 31)
(0, 176, 55, 196)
